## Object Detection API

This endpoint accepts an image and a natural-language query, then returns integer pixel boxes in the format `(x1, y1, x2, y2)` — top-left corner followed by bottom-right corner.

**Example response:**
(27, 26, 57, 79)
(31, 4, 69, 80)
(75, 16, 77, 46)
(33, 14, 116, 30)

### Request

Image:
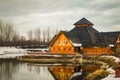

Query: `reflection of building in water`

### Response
(48, 66, 75, 80)
(48, 65, 82, 80)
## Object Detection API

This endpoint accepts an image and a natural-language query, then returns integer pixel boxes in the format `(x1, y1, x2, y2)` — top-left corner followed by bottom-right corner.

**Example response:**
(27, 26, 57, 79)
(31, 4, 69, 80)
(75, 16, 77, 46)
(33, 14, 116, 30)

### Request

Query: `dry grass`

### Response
(84, 69, 109, 80)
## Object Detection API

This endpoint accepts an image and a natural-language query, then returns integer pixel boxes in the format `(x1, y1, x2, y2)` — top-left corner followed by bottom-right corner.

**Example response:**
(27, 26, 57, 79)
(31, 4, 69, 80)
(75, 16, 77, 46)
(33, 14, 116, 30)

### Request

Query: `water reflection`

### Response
(48, 65, 82, 80)
(0, 60, 20, 80)
(49, 66, 74, 80)
(0, 60, 54, 80)
(0, 60, 97, 80)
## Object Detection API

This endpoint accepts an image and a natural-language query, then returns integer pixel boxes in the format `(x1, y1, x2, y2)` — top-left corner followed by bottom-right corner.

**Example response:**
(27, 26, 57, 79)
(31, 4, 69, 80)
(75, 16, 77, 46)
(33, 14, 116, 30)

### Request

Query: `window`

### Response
(64, 74, 68, 79)
(56, 41, 60, 44)
(53, 48, 55, 50)
(58, 47, 60, 50)
(55, 74, 60, 79)
(64, 47, 66, 50)
(63, 41, 67, 44)
(69, 48, 71, 50)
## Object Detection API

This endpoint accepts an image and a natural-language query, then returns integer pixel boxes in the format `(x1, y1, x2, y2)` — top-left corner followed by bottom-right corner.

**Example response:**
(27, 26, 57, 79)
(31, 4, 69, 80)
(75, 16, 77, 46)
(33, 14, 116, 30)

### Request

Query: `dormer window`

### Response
(56, 41, 59, 44)
(64, 41, 67, 44)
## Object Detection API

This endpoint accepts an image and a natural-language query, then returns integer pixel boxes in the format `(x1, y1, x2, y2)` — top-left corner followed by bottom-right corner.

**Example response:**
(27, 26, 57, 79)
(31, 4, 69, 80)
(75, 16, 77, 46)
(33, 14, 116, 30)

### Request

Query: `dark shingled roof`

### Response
(51, 18, 120, 47)
(62, 29, 120, 47)
(101, 32, 120, 45)
(95, 33, 108, 47)
(62, 26, 99, 47)
(73, 18, 94, 26)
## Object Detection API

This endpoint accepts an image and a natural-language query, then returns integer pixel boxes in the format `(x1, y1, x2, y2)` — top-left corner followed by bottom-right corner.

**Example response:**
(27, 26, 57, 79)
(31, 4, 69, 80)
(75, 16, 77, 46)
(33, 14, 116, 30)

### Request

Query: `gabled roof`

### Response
(73, 18, 94, 26)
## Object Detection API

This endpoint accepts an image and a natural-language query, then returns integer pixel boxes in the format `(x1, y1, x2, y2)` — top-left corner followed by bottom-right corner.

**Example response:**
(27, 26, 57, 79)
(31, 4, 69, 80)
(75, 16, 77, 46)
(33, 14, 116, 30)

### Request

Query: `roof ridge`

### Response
(85, 27, 94, 44)
(86, 27, 97, 44)
(73, 18, 94, 26)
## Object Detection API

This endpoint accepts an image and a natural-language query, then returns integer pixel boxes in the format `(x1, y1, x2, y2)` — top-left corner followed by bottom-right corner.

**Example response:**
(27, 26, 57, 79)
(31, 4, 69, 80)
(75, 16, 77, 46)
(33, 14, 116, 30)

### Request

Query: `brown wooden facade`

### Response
(81, 47, 111, 55)
(49, 32, 75, 54)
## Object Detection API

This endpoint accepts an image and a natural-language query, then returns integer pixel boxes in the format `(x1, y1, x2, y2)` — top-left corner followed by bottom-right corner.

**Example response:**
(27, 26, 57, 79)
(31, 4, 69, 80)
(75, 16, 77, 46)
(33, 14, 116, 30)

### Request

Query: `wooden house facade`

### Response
(49, 18, 120, 55)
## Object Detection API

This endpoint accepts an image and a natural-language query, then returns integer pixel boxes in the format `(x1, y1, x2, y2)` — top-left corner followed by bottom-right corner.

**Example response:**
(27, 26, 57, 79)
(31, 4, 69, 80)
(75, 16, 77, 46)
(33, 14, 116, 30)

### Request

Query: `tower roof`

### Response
(61, 27, 99, 47)
(74, 18, 94, 26)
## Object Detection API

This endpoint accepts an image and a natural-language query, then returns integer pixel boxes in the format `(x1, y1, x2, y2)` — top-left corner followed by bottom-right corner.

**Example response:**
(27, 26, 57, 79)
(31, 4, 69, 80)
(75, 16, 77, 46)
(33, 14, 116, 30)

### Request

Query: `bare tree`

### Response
(27, 30, 33, 41)
(12, 34, 20, 42)
(0, 20, 3, 41)
(34, 28, 41, 42)
(0, 20, 19, 42)
(46, 27, 51, 42)
(20, 36, 26, 41)
(5, 23, 15, 41)
(42, 29, 46, 43)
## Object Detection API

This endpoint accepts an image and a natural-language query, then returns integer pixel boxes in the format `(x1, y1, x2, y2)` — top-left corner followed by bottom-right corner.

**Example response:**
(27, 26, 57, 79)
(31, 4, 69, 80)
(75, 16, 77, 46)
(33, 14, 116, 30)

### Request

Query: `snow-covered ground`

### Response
(70, 72, 82, 80)
(101, 55, 120, 80)
(0, 47, 27, 59)
(102, 68, 120, 80)
(25, 48, 49, 52)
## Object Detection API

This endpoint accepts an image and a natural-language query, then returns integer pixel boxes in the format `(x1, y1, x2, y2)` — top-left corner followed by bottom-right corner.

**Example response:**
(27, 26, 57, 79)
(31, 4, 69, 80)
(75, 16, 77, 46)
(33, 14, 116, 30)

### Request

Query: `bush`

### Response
(83, 60, 103, 67)
(98, 57, 116, 67)
(84, 69, 109, 80)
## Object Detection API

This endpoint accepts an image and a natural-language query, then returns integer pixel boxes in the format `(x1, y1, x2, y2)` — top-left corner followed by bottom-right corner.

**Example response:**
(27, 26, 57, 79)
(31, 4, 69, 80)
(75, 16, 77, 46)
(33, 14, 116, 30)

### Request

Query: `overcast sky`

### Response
(0, 0, 120, 36)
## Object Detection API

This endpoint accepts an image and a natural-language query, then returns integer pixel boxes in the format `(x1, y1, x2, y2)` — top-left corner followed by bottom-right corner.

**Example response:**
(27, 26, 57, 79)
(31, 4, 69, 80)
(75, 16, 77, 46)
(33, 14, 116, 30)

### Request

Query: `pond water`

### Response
(0, 59, 99, 80)
(0, 60, 83, 80)
(0, 60, 54, 80)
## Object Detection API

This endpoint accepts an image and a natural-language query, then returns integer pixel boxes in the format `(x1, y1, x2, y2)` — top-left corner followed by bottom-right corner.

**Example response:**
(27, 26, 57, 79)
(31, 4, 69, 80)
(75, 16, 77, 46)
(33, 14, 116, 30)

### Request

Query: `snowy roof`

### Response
(109, 44, 115, 47)
(72, 43, 82, 47)
(70, 40, 82, 47)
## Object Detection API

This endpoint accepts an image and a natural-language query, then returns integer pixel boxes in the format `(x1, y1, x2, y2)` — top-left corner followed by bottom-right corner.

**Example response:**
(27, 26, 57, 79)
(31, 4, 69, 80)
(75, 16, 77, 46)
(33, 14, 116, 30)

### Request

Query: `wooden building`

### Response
(49, 18, 120, 55)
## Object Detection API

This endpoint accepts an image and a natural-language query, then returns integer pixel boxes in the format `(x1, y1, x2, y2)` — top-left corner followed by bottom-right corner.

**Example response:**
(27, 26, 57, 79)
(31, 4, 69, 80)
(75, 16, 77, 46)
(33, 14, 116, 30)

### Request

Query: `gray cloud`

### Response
(0, 0, 120, 36)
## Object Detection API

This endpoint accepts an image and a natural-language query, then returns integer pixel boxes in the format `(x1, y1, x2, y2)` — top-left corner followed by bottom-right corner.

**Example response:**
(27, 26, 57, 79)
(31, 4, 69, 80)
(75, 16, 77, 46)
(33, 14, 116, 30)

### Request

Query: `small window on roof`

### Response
(64, 41, 68, 44)
(56, 41, 60, 44)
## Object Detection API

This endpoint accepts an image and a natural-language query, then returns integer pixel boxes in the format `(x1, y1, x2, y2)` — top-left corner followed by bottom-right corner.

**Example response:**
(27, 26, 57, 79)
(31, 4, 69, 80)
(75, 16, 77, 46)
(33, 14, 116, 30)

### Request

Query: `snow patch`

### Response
(0, 47, 27, 59)
(70, 72, 82, 79)
(70, 40, 82, 47)
(102, 68, 120, 80)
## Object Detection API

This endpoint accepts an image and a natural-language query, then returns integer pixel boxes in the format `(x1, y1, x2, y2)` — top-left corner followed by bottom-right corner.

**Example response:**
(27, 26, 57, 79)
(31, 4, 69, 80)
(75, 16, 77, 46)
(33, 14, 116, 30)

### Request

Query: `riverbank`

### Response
(17, 54, 82, 64)
(0, 47, 27, 59)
